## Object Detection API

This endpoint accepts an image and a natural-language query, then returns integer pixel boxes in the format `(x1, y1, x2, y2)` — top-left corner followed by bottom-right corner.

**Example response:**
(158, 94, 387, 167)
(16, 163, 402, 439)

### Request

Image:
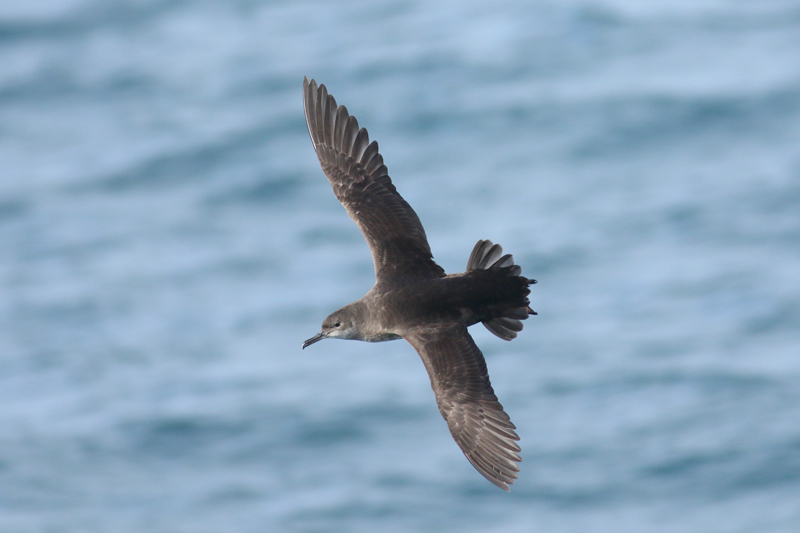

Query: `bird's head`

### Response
(302, 304, 364, 348)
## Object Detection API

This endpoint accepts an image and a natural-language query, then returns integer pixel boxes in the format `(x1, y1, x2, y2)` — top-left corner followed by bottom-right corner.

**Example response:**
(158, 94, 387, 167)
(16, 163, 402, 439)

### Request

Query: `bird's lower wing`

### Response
(403, 323, 521, 490)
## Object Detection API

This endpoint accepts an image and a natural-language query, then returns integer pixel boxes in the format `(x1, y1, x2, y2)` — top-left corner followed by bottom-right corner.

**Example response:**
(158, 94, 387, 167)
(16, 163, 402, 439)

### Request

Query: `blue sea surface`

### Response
(2, 1, 800, 531)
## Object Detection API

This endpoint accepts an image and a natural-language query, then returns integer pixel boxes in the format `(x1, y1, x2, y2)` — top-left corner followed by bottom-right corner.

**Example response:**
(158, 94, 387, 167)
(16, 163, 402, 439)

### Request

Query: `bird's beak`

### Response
(302, 331, 327, 349)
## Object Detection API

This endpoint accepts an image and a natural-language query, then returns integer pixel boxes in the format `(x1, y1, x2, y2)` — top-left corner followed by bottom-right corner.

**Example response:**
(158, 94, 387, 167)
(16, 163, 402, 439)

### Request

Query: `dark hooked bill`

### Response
(302, 331, 327, 349)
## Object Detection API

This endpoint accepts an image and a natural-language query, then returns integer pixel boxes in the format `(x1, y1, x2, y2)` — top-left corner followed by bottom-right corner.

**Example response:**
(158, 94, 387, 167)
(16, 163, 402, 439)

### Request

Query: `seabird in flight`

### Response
(301, 77, 536, 491)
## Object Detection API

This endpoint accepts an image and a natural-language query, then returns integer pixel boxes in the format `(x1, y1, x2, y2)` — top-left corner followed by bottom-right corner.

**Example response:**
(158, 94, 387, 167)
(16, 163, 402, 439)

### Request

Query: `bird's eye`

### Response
(333, 322, 341, 328)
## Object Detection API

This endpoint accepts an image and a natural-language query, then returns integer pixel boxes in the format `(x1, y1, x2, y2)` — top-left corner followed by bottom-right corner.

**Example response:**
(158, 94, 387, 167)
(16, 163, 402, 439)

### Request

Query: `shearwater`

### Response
(301, 77, 536, 491)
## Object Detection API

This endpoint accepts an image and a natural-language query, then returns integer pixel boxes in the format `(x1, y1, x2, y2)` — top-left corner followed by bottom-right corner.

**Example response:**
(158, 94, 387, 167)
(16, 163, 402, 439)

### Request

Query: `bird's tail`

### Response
(466, 239, 537, 340)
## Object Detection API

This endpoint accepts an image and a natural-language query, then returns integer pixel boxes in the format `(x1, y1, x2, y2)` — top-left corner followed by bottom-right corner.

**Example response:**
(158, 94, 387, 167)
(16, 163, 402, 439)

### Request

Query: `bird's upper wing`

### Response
(303, 77, 444, 281)
(403, 323, 521, 490)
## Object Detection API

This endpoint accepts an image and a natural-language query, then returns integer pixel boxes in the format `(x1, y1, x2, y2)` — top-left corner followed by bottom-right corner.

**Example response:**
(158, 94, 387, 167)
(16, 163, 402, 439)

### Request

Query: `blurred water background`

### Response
(2, 1, 800, 531)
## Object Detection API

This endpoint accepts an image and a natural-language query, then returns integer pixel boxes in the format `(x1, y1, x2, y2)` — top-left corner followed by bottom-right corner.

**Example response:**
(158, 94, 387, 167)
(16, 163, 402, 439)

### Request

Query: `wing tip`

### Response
(464, 445, 521, 491)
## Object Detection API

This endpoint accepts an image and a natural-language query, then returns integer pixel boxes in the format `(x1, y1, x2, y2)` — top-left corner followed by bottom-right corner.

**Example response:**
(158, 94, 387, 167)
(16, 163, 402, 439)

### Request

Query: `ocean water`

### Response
(2, 0, 800, 531)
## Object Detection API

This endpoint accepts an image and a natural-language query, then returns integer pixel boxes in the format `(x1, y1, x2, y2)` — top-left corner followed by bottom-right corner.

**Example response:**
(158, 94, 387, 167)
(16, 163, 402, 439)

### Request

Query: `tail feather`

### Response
(495, 254, 514, 269)
(468, 240, 503, 270)
(467, 239, 536, 341)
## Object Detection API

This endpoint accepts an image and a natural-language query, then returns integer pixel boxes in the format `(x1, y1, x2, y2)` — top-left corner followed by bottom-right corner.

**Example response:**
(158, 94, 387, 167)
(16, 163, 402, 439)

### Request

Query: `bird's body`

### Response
(301, 77, 536, 491)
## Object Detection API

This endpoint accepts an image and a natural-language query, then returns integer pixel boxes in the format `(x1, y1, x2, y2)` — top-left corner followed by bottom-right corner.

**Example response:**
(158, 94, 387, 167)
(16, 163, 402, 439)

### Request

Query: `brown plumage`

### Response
(301, 77, 537, 491)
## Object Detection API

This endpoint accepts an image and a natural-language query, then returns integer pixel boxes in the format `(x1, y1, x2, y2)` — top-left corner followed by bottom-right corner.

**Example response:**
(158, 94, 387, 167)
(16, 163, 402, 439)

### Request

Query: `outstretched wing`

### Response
(403, 323, 521, 490)
(303, 77, 444, 281)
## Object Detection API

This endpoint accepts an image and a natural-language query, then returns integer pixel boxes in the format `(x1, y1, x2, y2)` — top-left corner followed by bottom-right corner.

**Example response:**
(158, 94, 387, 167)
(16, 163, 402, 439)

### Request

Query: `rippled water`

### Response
(2, 1, 800, 531)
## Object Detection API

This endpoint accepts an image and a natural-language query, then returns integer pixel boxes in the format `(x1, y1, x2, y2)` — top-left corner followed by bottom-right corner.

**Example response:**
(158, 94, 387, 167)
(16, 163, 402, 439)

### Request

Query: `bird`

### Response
(301, 77, 536, 491)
